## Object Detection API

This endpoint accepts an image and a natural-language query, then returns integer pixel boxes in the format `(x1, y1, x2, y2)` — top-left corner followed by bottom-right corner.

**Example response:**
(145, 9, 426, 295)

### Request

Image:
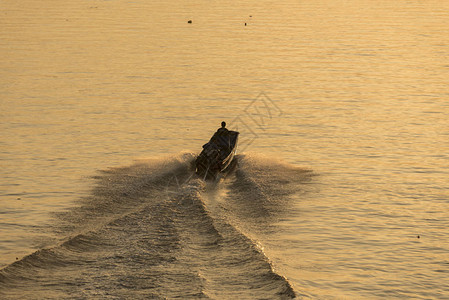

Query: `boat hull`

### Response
(195, 131, 239, 180)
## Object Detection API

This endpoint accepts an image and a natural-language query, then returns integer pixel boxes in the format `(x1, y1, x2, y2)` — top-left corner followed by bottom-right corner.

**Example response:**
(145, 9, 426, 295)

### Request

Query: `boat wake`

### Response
(0, 152, 313, 299)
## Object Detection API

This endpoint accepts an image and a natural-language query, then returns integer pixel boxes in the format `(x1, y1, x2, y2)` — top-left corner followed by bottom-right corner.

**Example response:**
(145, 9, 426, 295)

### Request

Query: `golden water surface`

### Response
(1, 0, 449, 298)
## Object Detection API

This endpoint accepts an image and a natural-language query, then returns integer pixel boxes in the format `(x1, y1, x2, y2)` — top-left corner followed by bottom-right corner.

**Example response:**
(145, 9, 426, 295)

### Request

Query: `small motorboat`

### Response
(195, 129, 239, 180)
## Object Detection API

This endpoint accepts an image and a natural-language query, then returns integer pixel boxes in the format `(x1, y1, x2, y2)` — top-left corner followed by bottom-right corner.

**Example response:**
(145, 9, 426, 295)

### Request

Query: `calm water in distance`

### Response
(1, 0, 448, 298)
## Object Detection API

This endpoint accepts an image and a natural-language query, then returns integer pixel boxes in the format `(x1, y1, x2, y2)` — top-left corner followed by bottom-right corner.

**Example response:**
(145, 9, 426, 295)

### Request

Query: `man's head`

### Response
(221, 121, 226, 128)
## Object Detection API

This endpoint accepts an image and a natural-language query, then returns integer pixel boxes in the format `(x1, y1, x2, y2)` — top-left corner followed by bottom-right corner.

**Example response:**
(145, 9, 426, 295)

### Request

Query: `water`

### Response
(1, 0, 448, 298)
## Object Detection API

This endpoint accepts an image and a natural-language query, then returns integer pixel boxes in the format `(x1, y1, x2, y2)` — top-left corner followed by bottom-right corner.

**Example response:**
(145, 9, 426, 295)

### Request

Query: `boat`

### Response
(195, 129, 239, 180)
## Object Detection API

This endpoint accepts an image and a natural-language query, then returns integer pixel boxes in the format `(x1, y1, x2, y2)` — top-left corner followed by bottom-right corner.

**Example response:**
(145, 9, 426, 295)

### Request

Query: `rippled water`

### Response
(1, 0, 448, 298)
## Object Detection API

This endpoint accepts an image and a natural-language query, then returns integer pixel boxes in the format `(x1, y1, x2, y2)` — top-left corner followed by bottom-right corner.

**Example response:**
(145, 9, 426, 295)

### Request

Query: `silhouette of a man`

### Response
(216, 121, 229, 135)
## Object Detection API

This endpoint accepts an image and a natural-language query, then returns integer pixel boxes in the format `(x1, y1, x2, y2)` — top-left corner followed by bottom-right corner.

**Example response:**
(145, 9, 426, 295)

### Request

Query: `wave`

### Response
(0, 152, 313, 299)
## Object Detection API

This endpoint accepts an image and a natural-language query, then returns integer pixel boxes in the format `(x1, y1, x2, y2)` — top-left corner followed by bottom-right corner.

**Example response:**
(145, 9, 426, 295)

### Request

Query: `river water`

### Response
(1, 0, 448, 298)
